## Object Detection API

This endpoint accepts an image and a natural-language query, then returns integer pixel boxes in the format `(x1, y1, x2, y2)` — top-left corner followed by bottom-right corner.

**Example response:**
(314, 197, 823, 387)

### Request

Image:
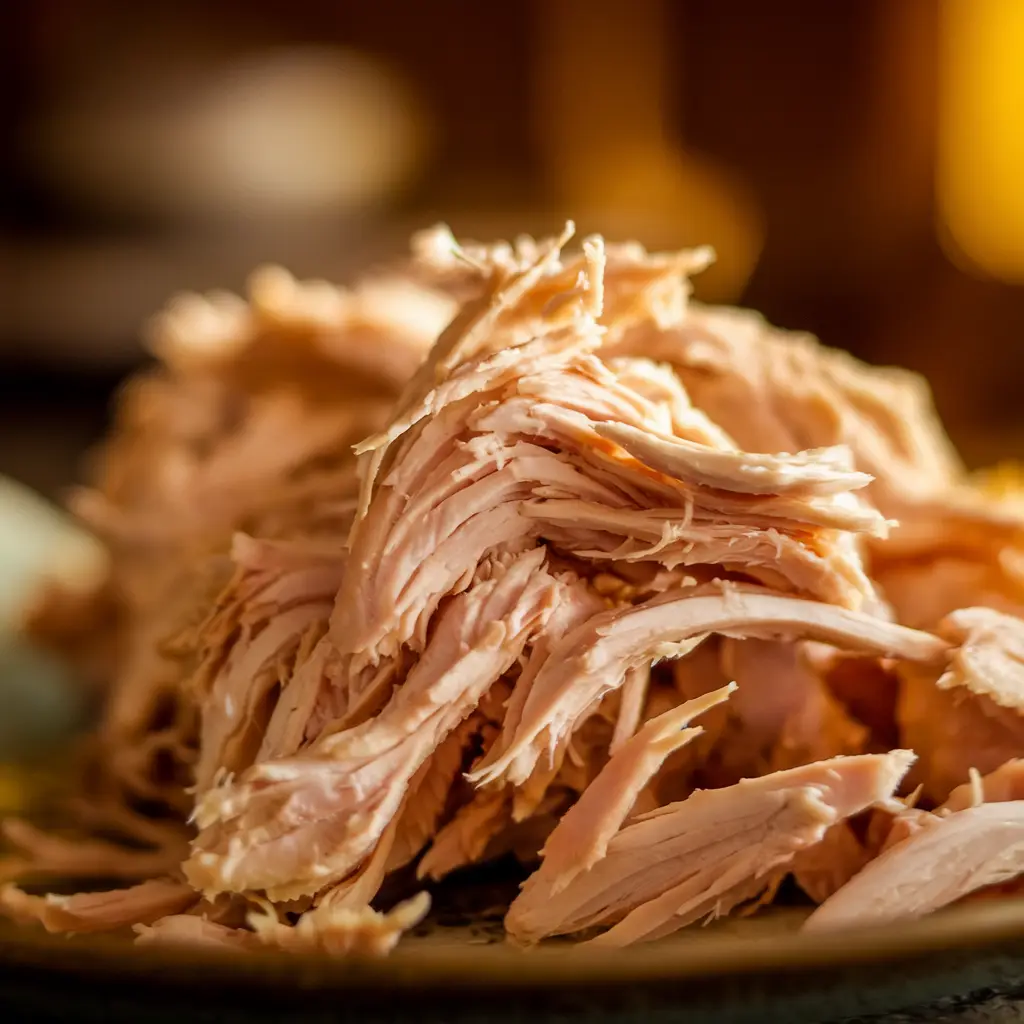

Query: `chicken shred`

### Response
(7, 224, 1024, 953)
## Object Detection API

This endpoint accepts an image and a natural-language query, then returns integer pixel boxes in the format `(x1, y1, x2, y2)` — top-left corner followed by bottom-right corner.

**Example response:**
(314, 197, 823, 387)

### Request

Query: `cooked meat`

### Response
(245, 892, 431, 956)
(190, 534, 347, 792)
(532, 683, 737, 895)
(186, 548, 560, 900)
(470, 585, 942, 791)
(8, 223, 1024, 954)
(804, 755, 1024, 932)
(721, 639, 869, 773)
(898, 607, 1024, 802)
(602, 302, 963, 517)
(804, 802, 1024, 931)
(791, 820, 874, 904)
(135, 914, 259, 950)
(941, 760, 1024, 812)
(0, 879, 196, 934)
(507, 751, 914, 946)
(416, 790, 512, 881)
(10, 265, 452, 886)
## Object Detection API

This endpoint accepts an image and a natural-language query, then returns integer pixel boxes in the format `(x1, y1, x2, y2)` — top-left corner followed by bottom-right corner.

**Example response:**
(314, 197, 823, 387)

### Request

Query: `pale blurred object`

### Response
(30, 45, 430, 223)
(534, 0, 763, 303)
(0, 477, 98, 758)
(937, 0, 1024, 281)
(0, 476, 107, 635)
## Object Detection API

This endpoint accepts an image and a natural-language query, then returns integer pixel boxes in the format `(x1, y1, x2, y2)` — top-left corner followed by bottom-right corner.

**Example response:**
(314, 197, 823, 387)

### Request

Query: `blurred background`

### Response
(2, 0, 1024, 500)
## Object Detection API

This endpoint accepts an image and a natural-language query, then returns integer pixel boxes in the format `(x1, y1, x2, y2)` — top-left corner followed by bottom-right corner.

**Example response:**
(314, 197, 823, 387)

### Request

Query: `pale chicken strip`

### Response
(529, 500, 876, 608)
(386, 712, 490, 872)
(606, 302, 962, 515)
(941, 760, 1024, 813)
(473, 584, 946, 788)
(804, 802, 1024, 932)
(335, 257, 890, 716)
(936, 607, 1024, 709)
(0, 878, 196, 934)
(353, 224, 602, 511)
(535, 683, 736, 896)
(478, 396, 887, 537)
(609, 664, 652, 755)
(191, 534, 345, 791)
(595, 422, 875, 499)
(135, 915, 258, 950)
(507, 752, 914, 946)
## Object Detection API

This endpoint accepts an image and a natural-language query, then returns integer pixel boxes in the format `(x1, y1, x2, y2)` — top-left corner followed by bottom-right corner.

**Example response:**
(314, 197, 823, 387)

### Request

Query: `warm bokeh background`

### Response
(2, 0, 1023, 497)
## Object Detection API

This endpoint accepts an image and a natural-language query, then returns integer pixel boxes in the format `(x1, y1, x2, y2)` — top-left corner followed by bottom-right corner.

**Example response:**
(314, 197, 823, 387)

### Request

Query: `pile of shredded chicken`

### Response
(6, 224, 1024, 956)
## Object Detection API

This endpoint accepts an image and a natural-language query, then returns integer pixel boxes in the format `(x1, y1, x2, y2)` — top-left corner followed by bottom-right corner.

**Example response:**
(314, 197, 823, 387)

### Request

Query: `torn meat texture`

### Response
(649, 638, 867, 801)
(791, 821, 874, 904)
(633, 641, 734, 801)
(409, 223, 712, 342)
(417, 789, 511, 881)
(721, 639, 868, 774)
(75, 261, 441, 619)
(189, 533, 346, 792)
(333, 343, 885, 734)
(16, 223, 1024, 955)
(602, 356, 735, 449)
(804, 802, 1024, 932)
(869, 476, 1024, 630)
(246, 892, 431, 957)
(934, 608, 1024, 711)
(472, 584, 945, 789)
(609, 664, 652, 755)
(942, 760, 1024, 812)
(0, 878, 196, 935)
(135, 914, 259, 950)
(507, 751, 914, 946)
(594, 421, 874, 498)
(331, 241, 892, 733)
(855, 759, 1024, 872)
(898, 607, 1024, 802)
(14, 262, 447, 892)
(605, 303, 962, 516)
(385, 708, 492, 873)
(534, 683, 736, 895)
(354, 224, 606, 506)
(186, 549, 559, 899)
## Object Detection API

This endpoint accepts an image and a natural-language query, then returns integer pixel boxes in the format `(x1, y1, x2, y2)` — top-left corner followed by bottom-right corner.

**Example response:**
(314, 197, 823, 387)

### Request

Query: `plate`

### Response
(4, 898, 1024, 1022)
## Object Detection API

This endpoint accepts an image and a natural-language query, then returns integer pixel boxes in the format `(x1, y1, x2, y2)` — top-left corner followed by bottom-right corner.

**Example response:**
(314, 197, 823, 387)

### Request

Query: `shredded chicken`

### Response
(805, 801, 1024, 932)
(0, 878, 196, 934)
(7, 223, 1024, 953)
(507, 751, 915, 946)
(898, 607, 1024, 802)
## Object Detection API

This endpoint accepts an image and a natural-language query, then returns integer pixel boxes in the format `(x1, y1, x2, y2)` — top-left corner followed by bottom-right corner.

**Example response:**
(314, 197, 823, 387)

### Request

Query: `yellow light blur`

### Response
(533, 0, 763, 303)
(0, 765, 29, 817)
(938, 0, 1024, 281)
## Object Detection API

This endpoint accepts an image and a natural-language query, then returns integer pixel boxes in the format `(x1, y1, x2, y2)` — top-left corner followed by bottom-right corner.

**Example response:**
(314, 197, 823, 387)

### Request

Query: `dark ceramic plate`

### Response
(4, 897, 1024, 1023)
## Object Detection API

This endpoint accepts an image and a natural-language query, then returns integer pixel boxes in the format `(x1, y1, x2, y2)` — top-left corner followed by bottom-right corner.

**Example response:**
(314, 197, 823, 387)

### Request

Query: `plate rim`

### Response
(4, 895, 1024, 991)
